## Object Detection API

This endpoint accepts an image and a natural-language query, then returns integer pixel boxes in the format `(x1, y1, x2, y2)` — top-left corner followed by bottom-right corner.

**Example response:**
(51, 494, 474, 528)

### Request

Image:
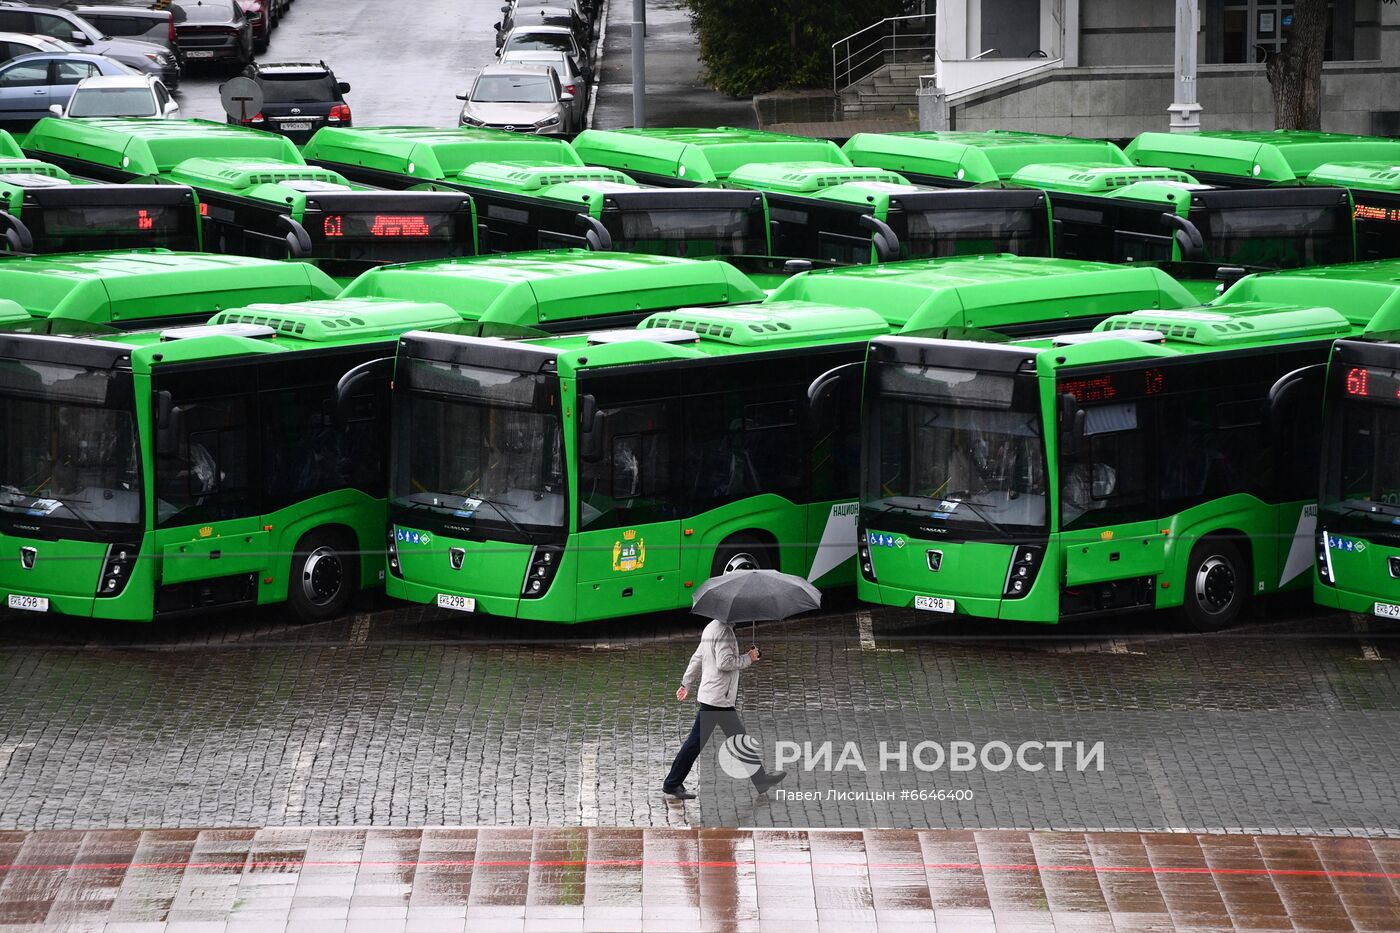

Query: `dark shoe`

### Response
(753, 771, 787, 794)
(664, 784, 696, 800)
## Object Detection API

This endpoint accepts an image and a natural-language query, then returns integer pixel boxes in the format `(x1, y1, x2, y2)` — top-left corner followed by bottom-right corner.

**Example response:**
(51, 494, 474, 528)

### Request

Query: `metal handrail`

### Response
(832, 13, 936, 95)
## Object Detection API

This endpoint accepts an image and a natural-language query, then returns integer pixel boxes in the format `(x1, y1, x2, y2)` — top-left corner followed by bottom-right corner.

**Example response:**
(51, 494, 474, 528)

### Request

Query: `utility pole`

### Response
(1167, 0, 1202, 131)
(632, 0, 646, 126)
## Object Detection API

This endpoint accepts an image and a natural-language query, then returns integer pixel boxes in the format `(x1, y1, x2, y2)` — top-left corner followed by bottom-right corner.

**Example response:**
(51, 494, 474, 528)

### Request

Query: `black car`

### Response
(172, 0, 252, 68)
(226, 61, 351, 144)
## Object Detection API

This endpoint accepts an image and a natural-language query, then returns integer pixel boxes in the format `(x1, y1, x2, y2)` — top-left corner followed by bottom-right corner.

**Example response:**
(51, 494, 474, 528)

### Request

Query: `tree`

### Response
(1267, 0, 1395, 129)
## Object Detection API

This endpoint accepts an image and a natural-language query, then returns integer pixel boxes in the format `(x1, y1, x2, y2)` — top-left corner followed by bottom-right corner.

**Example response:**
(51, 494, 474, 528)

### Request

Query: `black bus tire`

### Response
(710, 533, 775, 578)
(288, 528, 358, 623)
(1176, 537, 1248, 632)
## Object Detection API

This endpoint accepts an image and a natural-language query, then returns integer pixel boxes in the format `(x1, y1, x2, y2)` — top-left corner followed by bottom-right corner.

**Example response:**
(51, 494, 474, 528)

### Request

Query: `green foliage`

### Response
(682, 0, 912, 97)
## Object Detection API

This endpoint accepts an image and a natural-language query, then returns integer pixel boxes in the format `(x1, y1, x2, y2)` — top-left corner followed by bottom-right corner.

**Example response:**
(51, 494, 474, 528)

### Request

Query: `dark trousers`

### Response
(663, 703, 768, 790)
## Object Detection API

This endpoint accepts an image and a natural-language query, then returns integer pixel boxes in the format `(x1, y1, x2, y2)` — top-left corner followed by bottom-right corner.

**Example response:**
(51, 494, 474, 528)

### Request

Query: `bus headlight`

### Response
(1316, 532, 1334, 586)
(521, 545, 562, 599)
(387, 528, 403, 579)
(1002, 545, 1043, 599)
(857, 529, 876, 583)
(96, 543, 139, 598)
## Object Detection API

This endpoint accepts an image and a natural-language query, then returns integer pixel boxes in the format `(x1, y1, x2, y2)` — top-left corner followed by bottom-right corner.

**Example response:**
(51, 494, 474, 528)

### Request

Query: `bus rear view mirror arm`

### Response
(0, 211, 33, 254)
(805, 361, 863, 434)
(334, 357, 394, 424)
(576, 213, 612, 251)
(859, 213, 900, 263)
(277, 214, 313, 258)
(1161, 212, 1205, 263)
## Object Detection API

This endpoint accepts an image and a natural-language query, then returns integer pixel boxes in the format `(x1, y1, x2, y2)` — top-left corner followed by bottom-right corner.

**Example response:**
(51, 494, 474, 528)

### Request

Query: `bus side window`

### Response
(1059, 401, 1148, 530)
(155, 394, 251, 527)
(579, 402, 676, 530)
(1158, 391, 1268, 508)
(683, 391, 801, 508)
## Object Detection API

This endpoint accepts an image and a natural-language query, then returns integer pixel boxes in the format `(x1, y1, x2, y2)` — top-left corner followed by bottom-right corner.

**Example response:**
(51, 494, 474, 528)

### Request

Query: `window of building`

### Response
(1207, 1, 1379, 63)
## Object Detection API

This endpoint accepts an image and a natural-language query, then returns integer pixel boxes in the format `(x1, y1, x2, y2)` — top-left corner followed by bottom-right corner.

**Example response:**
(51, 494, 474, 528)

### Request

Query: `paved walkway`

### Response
(1, 827, 1397, 931)
(590, 0, 757, 129)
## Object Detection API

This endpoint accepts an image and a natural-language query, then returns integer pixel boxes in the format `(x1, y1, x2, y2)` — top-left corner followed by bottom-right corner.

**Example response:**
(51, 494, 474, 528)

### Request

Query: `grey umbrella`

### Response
(691, 569, 822, 647)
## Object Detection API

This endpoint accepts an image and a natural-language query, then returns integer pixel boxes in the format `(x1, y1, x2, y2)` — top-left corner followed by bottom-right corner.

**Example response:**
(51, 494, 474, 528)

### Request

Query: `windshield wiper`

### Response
(470, 495, 535, 541)
(894, 493, 1009, 537)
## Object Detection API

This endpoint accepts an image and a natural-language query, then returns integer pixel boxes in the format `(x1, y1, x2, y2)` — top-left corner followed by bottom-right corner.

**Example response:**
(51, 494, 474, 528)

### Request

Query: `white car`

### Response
(499, 50, 589, 129)
(0, 33, 77, 63)
(457, 63, 574, 135)
(49, 73, 178, 119)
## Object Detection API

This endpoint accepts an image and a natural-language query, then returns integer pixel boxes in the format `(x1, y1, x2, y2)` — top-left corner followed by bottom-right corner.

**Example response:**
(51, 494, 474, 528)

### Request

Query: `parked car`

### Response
(225, 60, 350, 143)
(499, 49, 588, 129)
(0, 3, 177, 84)
(49, 71, 175, 116)
(0, 30, 74, 61)
(234, 0, 267, 53)
(495, 4, 590, 54)
(457, 62, 574, 136)
(67, 4, 181, 65)
(170, 0, 252, 68)
(0, 50, 134, 123)
(497, 24, 589, 70)
(505, 0, 593, 24)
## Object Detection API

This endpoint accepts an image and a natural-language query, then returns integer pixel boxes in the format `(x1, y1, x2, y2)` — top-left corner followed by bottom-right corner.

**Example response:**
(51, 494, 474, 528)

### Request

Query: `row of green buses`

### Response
(5, 125, 1400, 629)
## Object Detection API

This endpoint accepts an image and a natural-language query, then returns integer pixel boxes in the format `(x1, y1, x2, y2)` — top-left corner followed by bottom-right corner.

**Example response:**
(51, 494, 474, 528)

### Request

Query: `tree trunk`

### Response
(1265, 0, 1329, 129)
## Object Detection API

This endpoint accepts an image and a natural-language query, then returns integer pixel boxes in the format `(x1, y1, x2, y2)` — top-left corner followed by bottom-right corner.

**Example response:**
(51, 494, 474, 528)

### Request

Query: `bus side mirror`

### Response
(1161, 212, 1205, 262)
(334, 357, 393, 423)
(277, 213, 312, 258)
(155, 390, 173, 431)
(1058, 393, 1084, 456)
(578, 393, 601, 461)
(156, 400, 182, 458)
(576, 212, 613, 251)
(859, 212, 900, 263)
(805, 361, 862, 434)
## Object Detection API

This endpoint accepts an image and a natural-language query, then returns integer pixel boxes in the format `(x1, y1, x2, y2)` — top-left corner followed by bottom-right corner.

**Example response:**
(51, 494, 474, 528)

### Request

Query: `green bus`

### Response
(1126, 130, 1400, 187)
(1306, 163, 1400, 260)
(722, 161, 1052, 265)
(842, 130, 1131, 187)
(0, 249, 339, 328)
(0, 250, 774, 623)
(855, 277, 1395, 629)
(21, 118, 477, 276)
(0, 153, 200, 256)
(571, 126, 850, 187)
(303, 127, 773, 262)
(1008, 162, 1357, 298)
(382, 255, 1197, 622)
(338, 249, 765, 332)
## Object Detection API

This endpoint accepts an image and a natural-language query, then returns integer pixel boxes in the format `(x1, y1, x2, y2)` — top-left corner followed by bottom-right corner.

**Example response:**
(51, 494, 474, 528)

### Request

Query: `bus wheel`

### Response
(1178, 538, 1247, 632)
(289, 529, 357, 623)
(711, 534, 774, 578)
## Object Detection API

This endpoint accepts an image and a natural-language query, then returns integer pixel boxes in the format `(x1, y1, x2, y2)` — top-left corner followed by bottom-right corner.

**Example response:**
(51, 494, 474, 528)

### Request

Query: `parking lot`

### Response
(171, 0, 506, 128)
(2, 597, 1397, 837)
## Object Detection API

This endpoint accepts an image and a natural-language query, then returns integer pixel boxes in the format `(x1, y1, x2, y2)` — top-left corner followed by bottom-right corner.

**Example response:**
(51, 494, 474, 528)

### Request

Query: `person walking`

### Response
(662, 617, 787, 800)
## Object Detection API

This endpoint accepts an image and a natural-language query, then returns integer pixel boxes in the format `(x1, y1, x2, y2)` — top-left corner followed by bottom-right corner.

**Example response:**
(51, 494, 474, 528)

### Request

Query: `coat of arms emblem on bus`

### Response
(612, 529, 645, 572)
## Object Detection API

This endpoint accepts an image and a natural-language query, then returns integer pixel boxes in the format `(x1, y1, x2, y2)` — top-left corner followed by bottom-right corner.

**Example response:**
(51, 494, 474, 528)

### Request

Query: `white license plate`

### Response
(8, 594, 48, 612)
(279, 121, 312, 131)
(914, 595, 955, 614)
(1375, 602, 1400, 620)
(437, 593, 476, 612)
(186, 50, 215, 58)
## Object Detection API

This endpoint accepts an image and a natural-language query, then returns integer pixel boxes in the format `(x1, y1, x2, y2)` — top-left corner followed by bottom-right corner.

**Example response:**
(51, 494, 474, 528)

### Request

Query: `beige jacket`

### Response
(682, 619, 752, 708)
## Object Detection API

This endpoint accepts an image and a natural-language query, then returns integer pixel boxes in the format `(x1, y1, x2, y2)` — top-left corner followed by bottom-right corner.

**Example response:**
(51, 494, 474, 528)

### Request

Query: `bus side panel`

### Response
(674, 495, 810, 588)
(804, 499, 860, 588)
(256, 489, 388, 605)
(574, 519, 681, 621)
(1061, 519, 1167, 588)
(1152, 496, 1287, 610)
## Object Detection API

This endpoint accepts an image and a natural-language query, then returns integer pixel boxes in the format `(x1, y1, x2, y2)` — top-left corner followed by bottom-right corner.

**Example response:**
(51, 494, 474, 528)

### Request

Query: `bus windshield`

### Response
(392, 359, 565, 537)
(612, 208, 760, 256)
(864, 362, 1047, 535)
(900, 207, 1048, 258)
(1326, 374, 1400, 519)
(1202, 203, 1353, 268)
(0, 360, 140, 531)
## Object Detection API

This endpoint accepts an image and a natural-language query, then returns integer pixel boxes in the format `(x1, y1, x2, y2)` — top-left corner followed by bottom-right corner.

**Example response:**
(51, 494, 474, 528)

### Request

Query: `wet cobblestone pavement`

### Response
(1, 600, 1398, 837)
(1, 827, 1398, 931)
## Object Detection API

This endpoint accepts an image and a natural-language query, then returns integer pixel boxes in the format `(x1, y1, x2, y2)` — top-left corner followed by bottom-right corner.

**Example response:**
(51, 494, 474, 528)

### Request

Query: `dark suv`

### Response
(226, 61, 350, 144)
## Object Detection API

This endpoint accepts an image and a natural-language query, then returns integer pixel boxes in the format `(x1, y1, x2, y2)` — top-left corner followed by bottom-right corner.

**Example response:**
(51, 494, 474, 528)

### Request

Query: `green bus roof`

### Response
(1305, 161, 1400, 191)
(0, 250, 339, 325)
(1126, 130, 1400, 183)
(767, 254, 1197, 331)
(0, 130, 20, 159)
(165, 158, 351, 193)
(1009, 162, 1200, 193)
(455, 160, 635, 192)
(0, 157, 71, 181)
(842, 131, 1131, 185)
(338, 249, 765, 328)
(572, 127, 850, 185)
(22, 117, 303, 178)
(301, 126, 583, 182)
(724, 161, 910, 194)
(1219, 259, 1400, 335)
